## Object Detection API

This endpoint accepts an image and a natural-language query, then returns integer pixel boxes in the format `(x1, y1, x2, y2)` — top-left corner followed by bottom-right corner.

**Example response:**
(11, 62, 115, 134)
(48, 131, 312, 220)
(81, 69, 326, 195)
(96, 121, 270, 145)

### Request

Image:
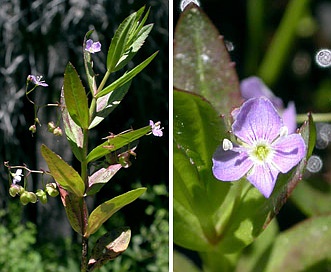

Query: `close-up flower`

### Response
(149, 120, 163, 137)
(212, 97, 306, 198)
(240, 76, 296, 133)
(27, 75, 48, 87)
(85, 39, 101, 53)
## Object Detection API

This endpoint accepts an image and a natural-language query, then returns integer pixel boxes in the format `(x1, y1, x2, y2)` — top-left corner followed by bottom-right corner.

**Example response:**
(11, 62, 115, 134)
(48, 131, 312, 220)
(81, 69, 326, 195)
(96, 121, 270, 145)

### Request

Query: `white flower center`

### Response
(249, 141, 274, 164)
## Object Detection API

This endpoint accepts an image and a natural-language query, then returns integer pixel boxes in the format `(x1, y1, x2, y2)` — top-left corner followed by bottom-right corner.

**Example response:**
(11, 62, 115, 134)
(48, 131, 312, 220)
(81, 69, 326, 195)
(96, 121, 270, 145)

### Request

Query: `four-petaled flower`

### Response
(149, 120, 163, 137)
(212, 97, 306, 198)
(12, 169, 23, 184)
(240, 76, 296, 133)
(85, 39, 101, 53)
(27, 75, 48, 87)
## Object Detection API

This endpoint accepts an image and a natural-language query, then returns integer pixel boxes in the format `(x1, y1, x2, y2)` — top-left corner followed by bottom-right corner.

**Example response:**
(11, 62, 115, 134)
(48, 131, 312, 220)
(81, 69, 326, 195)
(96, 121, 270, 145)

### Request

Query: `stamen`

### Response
(222, 138, 233, 151)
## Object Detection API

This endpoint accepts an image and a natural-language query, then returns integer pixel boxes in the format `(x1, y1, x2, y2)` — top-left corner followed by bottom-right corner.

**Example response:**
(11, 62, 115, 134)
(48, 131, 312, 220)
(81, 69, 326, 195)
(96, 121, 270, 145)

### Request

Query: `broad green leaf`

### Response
(63, 62, 89, 129)
(86, 125, 151, 163)
(96, 51, 158, 99)
(57, 185, 87, 235)
(88, 227, 131, 271)
(265, 215, 331, 272)
(89, 81, 131, 129)
(107, 11, 136, 72)
(60, 88, 84, 161)
(41, 144, 85, 197)
(85, 188, 146, 237)
(174, 3, 242, 114)
(83, 30, 98, 95)
(86, 164, 122, 196)
(174, 250, 202, 272)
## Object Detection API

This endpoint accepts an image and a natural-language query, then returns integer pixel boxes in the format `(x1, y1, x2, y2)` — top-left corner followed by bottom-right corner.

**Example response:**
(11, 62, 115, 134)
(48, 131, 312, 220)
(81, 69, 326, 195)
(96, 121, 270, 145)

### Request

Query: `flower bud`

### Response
(53, 127, 63, 136)
(28, 192, 37, 203)
(36, 189, 48, 204)
(29, 125, 37, 133)
(45, 183, 59, 197)
(47, 121, 56, 133)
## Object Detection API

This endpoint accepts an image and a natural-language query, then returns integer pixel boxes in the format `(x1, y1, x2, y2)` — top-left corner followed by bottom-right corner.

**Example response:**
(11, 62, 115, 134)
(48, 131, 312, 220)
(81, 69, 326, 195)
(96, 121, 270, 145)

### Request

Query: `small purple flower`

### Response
(12, 169, 23, 184)
(212, 97, 306, 198)
(85, 39, 101, 53)
(240, 76, 296, 133)
(149, 120, 163, 137)
(27, 75, 48, 87)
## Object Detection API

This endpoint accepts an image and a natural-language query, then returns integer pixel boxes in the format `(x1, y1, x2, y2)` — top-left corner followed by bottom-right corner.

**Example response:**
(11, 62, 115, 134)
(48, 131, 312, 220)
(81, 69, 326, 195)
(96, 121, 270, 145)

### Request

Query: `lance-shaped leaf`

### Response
(64, 62, 89, 129)
(57, 184, 87, 235)
(85, 187, 146, 237)
(86, 164, 122, 196)
(61, 87, 84, 161)
(88, 227, 131, 271)
(89, 81, 131, 129)
(96, 51, 158, 99)
(174, 3, 242, 114)
(41, 144, 85, 197)
(86, 125, 151, 163)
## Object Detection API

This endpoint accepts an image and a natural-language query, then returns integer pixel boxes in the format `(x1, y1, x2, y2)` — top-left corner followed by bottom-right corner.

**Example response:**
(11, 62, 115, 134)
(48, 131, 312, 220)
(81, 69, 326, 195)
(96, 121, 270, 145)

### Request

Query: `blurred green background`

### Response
(0, 0, 168, 271)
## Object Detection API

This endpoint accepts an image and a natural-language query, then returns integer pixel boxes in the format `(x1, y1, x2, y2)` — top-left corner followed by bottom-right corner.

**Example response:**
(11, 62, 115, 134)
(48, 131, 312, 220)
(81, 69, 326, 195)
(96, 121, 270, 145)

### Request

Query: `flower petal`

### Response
(271, 134, 306, 173)
(240, 77, 284, 109)
(282, 101, 297, 134)
(212, 145, 253, 181)
(247, 163, 279, 198)
(233, 97, 283, 144)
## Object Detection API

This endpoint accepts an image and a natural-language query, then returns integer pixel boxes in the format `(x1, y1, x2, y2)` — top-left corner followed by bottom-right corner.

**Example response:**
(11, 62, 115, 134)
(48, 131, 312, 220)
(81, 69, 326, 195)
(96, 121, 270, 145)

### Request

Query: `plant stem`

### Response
(200, 251, 238, 272)
(81, 236, 89, 272)
(97, 69, 112, 95)
(297, 113, 331, 123)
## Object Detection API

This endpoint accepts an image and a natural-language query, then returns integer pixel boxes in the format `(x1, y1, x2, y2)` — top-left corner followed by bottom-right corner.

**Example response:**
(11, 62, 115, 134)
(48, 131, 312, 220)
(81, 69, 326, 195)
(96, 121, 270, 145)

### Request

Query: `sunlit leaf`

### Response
(41, 144, 85, 197)
(85, 188, 146, 237)
(86, 125, 151, 163)
(63, 62, 89, 129)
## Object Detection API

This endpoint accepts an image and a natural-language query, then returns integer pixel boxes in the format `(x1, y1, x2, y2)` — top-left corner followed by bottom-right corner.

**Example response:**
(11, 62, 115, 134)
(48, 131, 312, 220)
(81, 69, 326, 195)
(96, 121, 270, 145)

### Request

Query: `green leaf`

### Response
(174, 250, 202, 272)
(85, 188, 146, 237)
(57, 185, 87, 235)
(63, 62, 89, 129)
(96, 51, 158, 99)
(174, 3, 241, 114)
(60, 88, 84, 161)
(89, 81, 131, 129)
(41, 144, 85, 197)
(86, 164, 122, 196)
(107, 11, 136, 72)
(264, 215, 331, 272)
(86, 125, 151, 163)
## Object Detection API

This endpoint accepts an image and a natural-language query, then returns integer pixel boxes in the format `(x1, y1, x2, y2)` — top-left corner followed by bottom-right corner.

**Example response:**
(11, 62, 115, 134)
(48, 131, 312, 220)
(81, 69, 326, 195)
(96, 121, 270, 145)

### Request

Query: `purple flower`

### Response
(212, 97, 306, 198)
(85, 39, 101, 53)
(149, 120, 163, 137)
(27, 75, 48, 87)
(240, 76, 296, 133)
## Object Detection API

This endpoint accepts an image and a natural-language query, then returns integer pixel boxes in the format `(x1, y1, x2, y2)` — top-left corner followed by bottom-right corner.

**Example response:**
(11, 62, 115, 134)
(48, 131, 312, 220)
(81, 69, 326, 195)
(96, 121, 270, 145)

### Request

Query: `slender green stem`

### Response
(258, 0, 310, 86)
(200, 251, 238, 272)
(96, 69, 112, 96)
(297, 113, 331, 123)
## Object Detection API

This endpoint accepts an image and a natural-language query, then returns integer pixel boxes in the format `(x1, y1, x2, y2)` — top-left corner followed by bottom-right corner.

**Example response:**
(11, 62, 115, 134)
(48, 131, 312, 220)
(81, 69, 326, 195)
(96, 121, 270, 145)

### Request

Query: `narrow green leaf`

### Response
(89, 81, 131, 129)
(41, 144, 85, 197)
(86, 125, 151, 163)
(174, 3, 242, 114)
(107, 12, 136, 72)
(96, 52, 158, 99)
(63, 62, 89, 129)
(83, 30, 98, 95)
(265, 215, 331, 272)
(57, 185, 87, 235)
(85, 188, 146, 237)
